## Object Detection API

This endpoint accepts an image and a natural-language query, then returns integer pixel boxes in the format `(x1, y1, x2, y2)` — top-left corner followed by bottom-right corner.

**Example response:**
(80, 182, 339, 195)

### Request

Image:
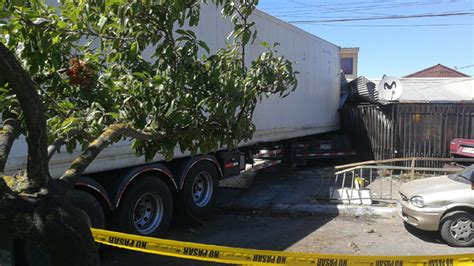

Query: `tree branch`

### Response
(47, 139, 65, 162)
(47, 130, 95, 162)
(0, 43, 50, 188)
(0, 118, 21, 174)
(59, 124, 166, 188)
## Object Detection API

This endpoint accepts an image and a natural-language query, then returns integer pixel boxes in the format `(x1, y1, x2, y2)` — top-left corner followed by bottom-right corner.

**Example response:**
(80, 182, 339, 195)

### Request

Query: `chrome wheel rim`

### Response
(133, 192, 163, 235)
(192, 171, 213, 208)
(449, 218, 473, 243)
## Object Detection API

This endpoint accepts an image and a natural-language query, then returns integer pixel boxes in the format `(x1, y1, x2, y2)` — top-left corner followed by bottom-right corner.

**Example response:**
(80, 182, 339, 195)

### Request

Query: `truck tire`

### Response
(14, 239, 49, 266)
(115, 176, 173, 237)
(440, 211, 474, 247)
(180, 161, 218, 221)
(66, 189, 105, 229)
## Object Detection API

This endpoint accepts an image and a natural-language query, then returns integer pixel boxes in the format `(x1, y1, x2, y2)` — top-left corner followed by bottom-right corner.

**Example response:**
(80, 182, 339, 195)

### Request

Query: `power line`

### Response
(264, 0, 461, 12)
(455, 64, 474, 70)
(263, 1, 381, 11)
(289, 0, 392, 17)
(287, 11, 474, 24)
(315, 23, 472, 27)
(271, 12, 473, 20)
(269, 0, 464, 17)
(405, 78, 473, 92)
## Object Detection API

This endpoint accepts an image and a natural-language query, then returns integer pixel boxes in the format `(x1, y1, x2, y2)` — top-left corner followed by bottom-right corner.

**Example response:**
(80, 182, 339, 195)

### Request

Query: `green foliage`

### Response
(0, 0, 297, 161)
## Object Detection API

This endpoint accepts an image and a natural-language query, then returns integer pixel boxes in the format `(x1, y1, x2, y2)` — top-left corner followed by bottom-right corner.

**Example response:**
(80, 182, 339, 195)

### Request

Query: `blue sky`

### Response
(258, 0, 474, 78)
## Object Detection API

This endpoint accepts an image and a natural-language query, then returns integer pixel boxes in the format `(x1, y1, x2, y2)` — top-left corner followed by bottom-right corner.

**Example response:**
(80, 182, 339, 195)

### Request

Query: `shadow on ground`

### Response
(403, 223, 444, 245)
(100, 163, 340, 265)
(100, 213, 337, 266)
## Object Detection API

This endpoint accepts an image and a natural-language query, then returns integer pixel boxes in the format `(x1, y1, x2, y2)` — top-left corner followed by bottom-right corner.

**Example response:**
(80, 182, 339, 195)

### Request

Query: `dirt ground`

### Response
(100, 212, 474, 266)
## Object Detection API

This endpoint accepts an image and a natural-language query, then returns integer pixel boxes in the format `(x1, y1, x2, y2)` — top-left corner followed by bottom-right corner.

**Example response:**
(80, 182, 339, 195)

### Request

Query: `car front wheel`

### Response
(440, 211, 474, 247)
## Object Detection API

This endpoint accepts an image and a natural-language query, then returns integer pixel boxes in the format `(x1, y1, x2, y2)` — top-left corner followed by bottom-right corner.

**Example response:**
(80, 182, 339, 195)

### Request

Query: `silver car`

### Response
(398, 165, 474, 247)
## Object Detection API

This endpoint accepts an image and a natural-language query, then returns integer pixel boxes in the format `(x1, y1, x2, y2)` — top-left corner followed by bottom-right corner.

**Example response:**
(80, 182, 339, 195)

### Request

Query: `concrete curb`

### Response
(272, 203, 397, 218)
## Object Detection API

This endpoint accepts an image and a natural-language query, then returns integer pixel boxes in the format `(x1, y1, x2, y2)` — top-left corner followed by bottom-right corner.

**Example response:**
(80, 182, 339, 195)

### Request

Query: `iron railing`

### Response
(314, 157, 474, 204)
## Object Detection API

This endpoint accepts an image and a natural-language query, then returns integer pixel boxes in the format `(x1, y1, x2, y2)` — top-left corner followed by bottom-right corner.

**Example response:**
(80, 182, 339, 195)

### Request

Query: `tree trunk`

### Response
(1, 41, 170, 265)
(0, 42, 101, 265)
(0, 176, 100, 266)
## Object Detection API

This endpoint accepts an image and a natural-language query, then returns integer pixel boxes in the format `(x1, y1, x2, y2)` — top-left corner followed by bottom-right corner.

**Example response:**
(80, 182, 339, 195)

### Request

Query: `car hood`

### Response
(399, 175, 469, 198)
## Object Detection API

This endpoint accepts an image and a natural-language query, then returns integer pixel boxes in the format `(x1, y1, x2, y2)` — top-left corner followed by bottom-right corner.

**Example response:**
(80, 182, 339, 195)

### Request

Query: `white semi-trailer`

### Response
(4, 4, 342, 237)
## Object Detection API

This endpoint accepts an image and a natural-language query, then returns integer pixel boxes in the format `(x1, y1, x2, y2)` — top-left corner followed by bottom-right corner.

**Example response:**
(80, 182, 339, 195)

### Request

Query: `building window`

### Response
(341, 58, 353, 75)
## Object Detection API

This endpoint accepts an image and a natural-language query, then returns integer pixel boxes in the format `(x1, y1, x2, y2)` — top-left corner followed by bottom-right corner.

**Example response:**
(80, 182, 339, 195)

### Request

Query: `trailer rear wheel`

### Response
(115, 176, 173, 236)
(180, 161, 218, 221)
(66, 189, 105, 229)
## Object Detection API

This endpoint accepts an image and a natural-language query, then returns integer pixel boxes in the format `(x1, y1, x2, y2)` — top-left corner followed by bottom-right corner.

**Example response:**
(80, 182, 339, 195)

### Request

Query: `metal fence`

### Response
(340, 103, 474, 166)
(313, 157, 474, 204)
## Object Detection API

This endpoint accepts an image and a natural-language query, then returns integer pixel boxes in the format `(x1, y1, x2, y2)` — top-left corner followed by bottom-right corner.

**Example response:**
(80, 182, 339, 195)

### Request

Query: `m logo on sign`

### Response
(384, 81, 397, 90)
(378, 77, 403, 101)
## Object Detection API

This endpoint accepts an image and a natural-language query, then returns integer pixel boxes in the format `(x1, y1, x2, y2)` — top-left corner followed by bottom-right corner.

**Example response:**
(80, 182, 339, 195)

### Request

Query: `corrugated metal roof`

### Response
(349, 76, 379, 103)
(370, 78, 473, 102)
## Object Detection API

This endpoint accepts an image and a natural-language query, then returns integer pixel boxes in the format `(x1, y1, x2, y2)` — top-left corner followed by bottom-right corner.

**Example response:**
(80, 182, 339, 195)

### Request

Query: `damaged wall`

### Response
(341, 103, 474, 165)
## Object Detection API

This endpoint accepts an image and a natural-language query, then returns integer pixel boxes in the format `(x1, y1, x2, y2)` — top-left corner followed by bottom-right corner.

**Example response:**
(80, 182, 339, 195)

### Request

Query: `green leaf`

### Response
(132, 72, 147, 78)
(198, 40, 210, 54)
(164, 100, 176, 117)
(130, 41, 138, 54)
(61, 117, 79, 129)
(0, 0, 297, 175)
(242, 30, 251, 46)
(97, 16, 108, 32)
(81, 141, 89, 151)
(175, 29, 196, 39)
(66, 142, 75, 154)
(109, 112, 120, 119)
(52, 35, 60, 45)
(106, 0, 123, 7)
(10, 0, 27, 6)
(32, 18, 50, 25)
(57, 20, 67, 29)
(0, 11, 10, 19)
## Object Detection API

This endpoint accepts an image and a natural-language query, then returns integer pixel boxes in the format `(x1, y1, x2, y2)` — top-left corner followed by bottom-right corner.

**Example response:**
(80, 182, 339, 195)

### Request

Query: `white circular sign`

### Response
(378, 77, 403, 101)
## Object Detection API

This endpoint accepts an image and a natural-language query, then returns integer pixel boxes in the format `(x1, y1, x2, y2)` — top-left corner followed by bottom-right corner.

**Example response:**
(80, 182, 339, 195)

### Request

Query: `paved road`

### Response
(101, 165, 474, 265)
(100, 212, 474, 265)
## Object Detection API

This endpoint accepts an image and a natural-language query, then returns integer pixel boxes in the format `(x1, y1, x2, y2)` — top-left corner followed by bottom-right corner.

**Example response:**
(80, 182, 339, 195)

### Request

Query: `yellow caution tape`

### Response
(91, 228, 474, 266)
